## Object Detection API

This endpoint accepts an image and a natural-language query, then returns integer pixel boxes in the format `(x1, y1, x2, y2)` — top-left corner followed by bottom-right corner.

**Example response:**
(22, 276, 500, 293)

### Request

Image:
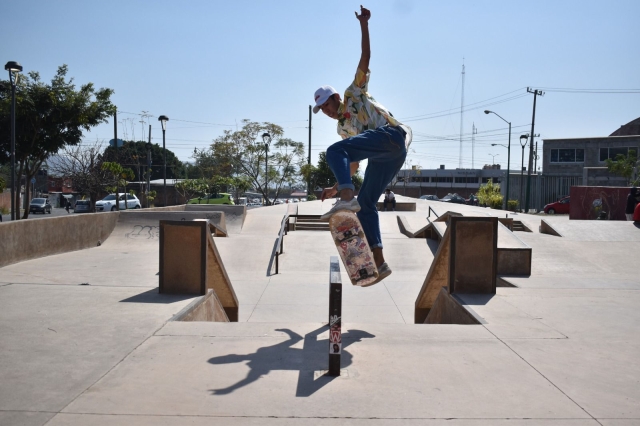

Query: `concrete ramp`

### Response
(540, 219, 640, 241)
(184, 204, 246, 234)
(103, 211, 228, 250)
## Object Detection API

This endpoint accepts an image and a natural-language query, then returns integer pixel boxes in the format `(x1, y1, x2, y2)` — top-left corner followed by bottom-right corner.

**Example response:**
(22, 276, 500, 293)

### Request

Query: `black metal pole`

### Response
(506, 122, 511, 210)
(163, 127, 167, 207)
(520, 144, 525, 211)
(265, 144, 268, 205)
(328, 256, 342, 376)
(114, 110, 119, 211)
(9, 76, 16, 221)
(308, 105, 312, 196)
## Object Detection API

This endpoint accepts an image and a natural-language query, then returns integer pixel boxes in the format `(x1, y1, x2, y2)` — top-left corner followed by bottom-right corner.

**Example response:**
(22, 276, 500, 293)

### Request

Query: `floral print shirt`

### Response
(336, 69, 409, 147)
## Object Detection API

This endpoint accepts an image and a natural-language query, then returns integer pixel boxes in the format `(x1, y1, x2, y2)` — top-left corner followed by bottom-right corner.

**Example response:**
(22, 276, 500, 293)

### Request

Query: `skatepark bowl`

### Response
(2, 195, 640, 425)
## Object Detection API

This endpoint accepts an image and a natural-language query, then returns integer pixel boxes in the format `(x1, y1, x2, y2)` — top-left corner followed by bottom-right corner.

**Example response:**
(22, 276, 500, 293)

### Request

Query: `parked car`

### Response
(29, 198, 52, 214)
(187, 193, 234, 205)
(544, 196, 570, 214)
(440, 193, 467, 204)
(419, 195, 439, 201)
(96, 193, 141, 211)
(74, 199, 91, 213)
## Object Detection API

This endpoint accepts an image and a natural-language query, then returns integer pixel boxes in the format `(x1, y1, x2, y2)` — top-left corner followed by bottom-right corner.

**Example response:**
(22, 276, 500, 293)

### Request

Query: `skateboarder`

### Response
(315, 5, 411, 285)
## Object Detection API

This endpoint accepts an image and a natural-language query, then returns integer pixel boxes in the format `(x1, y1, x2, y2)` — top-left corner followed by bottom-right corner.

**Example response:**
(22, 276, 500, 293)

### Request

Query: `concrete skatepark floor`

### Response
(1, 197, 639, 425)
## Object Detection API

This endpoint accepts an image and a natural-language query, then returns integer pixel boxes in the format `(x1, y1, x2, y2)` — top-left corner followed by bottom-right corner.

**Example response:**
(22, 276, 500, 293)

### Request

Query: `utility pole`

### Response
(113, 109, 119, 211)
(525, 88, 544, 213)
(534, 142, 538, 174)
(308, 105, 312, 196)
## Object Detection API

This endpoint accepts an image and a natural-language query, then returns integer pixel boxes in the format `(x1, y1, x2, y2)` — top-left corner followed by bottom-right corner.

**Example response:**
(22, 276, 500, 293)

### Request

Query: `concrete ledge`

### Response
(376, 201, 416, 212)
(0, 212, 119, 268)
(185, 204, 246, 232)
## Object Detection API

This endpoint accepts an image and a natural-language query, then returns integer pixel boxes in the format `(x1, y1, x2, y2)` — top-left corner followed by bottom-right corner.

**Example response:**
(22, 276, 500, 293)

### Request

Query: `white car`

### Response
(96, 193, 141, 211)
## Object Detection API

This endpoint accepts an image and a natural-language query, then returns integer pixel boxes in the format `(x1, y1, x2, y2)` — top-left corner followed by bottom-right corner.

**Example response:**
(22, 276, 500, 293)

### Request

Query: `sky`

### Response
(2, 0, 639, 173)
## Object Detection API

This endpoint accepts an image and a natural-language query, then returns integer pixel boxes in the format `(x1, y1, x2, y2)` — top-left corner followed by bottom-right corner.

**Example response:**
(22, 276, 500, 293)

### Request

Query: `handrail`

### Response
(428, 206, 440, 219)
(267, 204, 298, 275)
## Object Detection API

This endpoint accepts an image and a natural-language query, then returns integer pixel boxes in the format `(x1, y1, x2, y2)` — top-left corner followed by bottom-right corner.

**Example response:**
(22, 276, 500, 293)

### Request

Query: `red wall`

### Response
(570, 186, 630, 221)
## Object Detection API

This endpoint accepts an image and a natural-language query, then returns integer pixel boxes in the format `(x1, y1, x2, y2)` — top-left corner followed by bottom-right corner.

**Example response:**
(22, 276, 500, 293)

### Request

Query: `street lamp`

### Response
(488, 153, 499, 165)
(262, 132, 272, 205)
(484, 109, 511, 210)
(519, 134, 529, 212)
(5, 61, 23, 221)
(158, 115, 169, 206)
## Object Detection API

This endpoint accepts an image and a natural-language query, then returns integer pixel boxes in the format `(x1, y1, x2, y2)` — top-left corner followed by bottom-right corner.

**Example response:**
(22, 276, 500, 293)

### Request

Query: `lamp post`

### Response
(262, 132, 272, 205)
(488, 153, 499, 165)
(519, 134, 529, 212)
(5, 61, 23, 221)
(158, 115, 169, 206)
(484, 110, 511, 210)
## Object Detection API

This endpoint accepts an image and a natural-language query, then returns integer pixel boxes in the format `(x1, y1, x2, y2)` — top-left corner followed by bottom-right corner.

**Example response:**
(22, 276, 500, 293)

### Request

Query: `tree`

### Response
(49, 140, 116, 212)
(198, 120, 306, 205)
(103, 140, 185, 181)
(606, 149, 639, 186)
(0, 65, 115, 219)
(175, 178, 209, 202)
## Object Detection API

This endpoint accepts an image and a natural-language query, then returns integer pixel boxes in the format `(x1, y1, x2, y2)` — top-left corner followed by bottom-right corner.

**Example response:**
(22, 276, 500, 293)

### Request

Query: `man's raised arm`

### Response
(355, 5, 371, 74)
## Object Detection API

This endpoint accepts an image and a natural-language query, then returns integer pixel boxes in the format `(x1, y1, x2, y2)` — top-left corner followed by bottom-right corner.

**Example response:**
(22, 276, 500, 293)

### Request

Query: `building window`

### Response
(410, 176, 429, 182)
(481, 177, 501, 183)
(433, 177, 453, 183)
(454, 177, 478, 184)
(550, 148, 584, 163)
(600, 147, 638, 162)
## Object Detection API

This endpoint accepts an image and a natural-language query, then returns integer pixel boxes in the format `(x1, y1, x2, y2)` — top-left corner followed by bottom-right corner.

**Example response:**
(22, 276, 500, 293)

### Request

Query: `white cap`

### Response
(312, 85, 338, 113)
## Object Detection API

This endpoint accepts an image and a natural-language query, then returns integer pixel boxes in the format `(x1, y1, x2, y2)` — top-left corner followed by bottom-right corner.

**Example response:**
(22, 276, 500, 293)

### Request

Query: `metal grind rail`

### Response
(268, 205, 298, 275)
(328, 256, 342, 376)
(428, 206, 440, 219)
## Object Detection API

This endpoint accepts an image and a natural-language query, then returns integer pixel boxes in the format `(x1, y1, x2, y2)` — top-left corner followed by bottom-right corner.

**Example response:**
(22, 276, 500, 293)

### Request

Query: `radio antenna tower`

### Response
(459, 60, 465, 168)
(472, 123, 476, 168)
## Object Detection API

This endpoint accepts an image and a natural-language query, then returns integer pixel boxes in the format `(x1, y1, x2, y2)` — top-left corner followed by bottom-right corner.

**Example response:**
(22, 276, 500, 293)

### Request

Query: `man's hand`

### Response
(321, 185, 338, 202)
(355, 5, 371, 23)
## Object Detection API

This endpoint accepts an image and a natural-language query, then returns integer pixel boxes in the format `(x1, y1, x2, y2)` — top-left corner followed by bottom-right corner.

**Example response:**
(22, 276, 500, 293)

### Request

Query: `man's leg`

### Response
(353, 128, 407, 266)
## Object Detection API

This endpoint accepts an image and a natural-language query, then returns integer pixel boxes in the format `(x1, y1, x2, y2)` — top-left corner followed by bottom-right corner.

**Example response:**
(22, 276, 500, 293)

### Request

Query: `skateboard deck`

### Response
(329, 210, 378, 286)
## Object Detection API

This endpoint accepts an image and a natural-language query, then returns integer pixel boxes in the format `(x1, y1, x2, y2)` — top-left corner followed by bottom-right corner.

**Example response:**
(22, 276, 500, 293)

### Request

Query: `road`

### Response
(1, 207, 79, 222)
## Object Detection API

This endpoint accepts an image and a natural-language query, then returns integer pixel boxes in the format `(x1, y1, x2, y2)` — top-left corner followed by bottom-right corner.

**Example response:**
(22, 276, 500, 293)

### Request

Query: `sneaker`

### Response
(320, 198, 361, 221)
(360, 262, 392, 287)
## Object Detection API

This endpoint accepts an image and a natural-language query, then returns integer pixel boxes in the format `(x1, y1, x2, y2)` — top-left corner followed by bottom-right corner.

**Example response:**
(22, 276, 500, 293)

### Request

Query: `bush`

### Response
(477, 179, 503, 210)
(307, 194, 317, 201)
(507, 200, 519, 212)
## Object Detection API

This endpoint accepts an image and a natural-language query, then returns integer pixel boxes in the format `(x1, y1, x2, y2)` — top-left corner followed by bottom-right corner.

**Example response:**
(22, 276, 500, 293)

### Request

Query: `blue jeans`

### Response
(326, 125, 407, 249)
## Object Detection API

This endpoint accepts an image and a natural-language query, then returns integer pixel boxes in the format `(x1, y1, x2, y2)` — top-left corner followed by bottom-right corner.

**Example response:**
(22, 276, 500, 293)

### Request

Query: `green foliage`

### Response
(0, 175, 5, 193)
(1, 65, 115, 218)
(605, 149, 639, 186)
(477, 179, 504, 209)
(175, 178, 209, 201)
(147, 190, 157, 203)
(507, 199, 519, 211)
(101, 161, 134, 191)
(103, 140, 185, 181)
(196, 120, 306, 205)
(307, 194, 317, 201)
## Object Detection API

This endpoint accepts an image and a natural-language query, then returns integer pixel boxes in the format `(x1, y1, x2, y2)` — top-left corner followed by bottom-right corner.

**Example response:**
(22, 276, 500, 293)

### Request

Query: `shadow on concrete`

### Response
(119, 288, 196, 304)
(454, 294, 495, 306)
(426, 238, 439, 255)
(207, 326, 374, 397)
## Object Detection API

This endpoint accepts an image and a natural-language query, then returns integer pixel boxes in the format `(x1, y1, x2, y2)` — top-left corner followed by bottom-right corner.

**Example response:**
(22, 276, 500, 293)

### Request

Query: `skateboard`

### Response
(329, 210, 378, 286)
